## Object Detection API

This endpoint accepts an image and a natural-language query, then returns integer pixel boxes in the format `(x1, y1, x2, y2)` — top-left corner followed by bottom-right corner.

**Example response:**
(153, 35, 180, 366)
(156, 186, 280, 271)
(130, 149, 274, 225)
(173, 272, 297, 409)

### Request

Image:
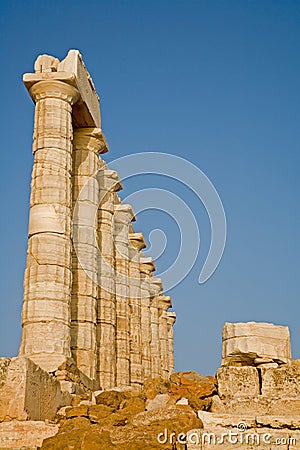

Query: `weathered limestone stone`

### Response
(54, 358, 96, 395)
(149, 278, 163, 378)
(19, 78, 79, 373)
(71, 127, 107, 381)
(256, 414, 300, 428)
(176, 397, 189, 405)
(41, 402, 202, 450)
(24, 49, 101, 128)
(167, 311, 176, 375)
(216, 366, 260, 399)
(211, 394, 300, 415)
(187, 411, 300, 450)
(158, 295, 172, 379)
(97, 169, 122, 389)
(256, 362, 279, 369)
(114, 204, 135, 386)
(18, 49, 176, 393)
(145, 393, 171, 411)
(261, 361, 300, 398)
(140, 257, 156, 379)
(129, 232, 146, 387)
(34, 54, 60, 73)
(0, 421, 59, 449)
(0, 357, 62, 421)
(170, 372, 217, 412)
(0, 358, 11, 385)
(222, 322, 291, 366)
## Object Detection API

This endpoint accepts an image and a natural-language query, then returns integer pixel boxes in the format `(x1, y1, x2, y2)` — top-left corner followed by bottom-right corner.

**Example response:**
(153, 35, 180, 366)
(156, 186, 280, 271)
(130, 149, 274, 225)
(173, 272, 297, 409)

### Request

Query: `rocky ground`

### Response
(41, 372, 216, 449)
(2, 365, 300, 449)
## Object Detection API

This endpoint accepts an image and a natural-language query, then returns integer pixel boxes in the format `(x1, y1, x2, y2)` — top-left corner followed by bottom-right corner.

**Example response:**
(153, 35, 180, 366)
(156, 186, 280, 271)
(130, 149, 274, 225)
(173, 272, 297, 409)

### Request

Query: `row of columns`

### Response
(19, 77, 176, 388)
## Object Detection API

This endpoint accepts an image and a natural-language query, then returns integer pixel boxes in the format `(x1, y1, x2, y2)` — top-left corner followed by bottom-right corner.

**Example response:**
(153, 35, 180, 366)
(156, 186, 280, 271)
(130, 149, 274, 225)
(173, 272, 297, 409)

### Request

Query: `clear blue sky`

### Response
(0, 0, 299, 375)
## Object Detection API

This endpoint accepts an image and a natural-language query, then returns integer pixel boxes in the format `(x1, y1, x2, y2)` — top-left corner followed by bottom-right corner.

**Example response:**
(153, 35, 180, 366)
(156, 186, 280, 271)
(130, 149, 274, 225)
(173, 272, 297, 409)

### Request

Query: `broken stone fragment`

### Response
(145, 393, 171, 411)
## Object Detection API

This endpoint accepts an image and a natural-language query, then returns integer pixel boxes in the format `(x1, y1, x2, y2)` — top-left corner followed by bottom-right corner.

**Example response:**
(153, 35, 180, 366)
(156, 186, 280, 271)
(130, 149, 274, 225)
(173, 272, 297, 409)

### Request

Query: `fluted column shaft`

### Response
(158, 295, 172, 379)
(97, 169, 121, 388)
(167, 312, 176, 374)
(140, 257, 155, 380)
(113, 204, 135, 386)
(128, 233, 146, 387)
(150, 278, 163, 378)
(71, 128, 107, 380)
(19, 80, 79, 372)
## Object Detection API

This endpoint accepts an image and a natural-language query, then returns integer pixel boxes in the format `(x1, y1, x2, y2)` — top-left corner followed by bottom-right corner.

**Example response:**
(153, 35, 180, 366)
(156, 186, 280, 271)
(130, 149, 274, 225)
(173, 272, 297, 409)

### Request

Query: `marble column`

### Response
(158, 295, 172, 379)
(19, 80, 79, 372)
(167, 311, 176, 375)
(97, 169, 121, 388)
(128, 232, 146, 387)
(140, 257, 156, 379)
(149, 278, 163, 378)
(71, 128, 108, 380)
(113, 204, 135, 386)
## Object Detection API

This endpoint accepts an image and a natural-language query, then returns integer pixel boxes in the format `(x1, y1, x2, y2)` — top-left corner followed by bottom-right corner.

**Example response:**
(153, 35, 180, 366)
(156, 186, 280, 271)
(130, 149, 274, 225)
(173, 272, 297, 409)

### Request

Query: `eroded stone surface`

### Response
(0, 357, 62, 421)
(216, 366, 260, 399)
(187, 412, 300, 450)
(222, 321, 291, 366)
(19, 50, 176, 389)
(212, 396, 300, 415)
(261, 361, 300, 398)
(145, 393, 170, 410)
(0, 421, 59, 449)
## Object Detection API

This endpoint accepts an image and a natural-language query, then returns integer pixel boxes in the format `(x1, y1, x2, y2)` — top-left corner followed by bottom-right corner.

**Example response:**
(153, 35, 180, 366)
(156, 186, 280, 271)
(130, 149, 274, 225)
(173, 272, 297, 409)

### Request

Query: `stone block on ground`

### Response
(214, 397, 300, 415)
(186, 412, 300, 450)
(222, 322, 291, 366)
(261, 361, 300, 398)
(146, 393, 171, 411)
(216, 366, 260, 399)
(0, 356, 62, 421)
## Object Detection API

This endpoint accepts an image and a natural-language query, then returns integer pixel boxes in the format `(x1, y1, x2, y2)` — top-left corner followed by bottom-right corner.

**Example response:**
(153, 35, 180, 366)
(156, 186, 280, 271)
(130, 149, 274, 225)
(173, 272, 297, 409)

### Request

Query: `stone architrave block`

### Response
(222, 322, 291, 366)
(261, 361, 300, 398)
(0, 357, 62, 421)
(216, 366, 260, 399)
(24, 50, 101, 128)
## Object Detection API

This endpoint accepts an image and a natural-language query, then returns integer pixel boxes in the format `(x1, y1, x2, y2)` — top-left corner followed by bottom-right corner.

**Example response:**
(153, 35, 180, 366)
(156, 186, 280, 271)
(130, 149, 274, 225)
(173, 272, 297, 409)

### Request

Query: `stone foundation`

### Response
(2, 322, 300, 448)
(0, 357, 62, 422)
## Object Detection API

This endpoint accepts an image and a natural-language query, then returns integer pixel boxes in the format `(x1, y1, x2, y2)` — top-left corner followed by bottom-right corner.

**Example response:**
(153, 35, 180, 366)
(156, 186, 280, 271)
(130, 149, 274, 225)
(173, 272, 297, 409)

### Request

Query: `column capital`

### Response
(114, 204, 136, 223)
(149, 278, 163, 297)
(167, 311, 176, 326)
(24, 50, 101, 127)
(140, 257, 156, 275)
(73, 128, 109, 154)
(129, 232, 146, 251)
(158, 295, 172, 311)
(29, 80, 80, 105)
(99, 169, 122, 192)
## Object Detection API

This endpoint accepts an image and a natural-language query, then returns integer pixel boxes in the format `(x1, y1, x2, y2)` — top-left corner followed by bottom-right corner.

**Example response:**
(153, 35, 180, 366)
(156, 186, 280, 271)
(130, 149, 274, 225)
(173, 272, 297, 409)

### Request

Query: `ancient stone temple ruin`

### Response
(18, 49, 176, 389)
(1, 51, 300, 449)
